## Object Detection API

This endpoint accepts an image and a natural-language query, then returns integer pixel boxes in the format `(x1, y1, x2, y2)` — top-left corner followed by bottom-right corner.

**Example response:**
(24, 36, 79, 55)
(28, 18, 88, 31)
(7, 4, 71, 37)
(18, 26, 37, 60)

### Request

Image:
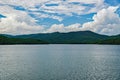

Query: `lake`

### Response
(0, 45, 120, 80)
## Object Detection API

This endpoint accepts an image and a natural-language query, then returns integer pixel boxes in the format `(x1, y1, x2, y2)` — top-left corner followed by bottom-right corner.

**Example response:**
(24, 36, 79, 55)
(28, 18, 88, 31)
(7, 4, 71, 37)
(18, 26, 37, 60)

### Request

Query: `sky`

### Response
(0, 0, 120, 35)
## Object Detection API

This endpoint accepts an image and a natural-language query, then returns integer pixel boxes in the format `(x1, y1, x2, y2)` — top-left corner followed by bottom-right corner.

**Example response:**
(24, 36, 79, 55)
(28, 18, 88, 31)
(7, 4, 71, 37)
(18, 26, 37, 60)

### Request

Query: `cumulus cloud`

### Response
(45, 6, 120, 35)
(0, 1, 120, 35)
(45, 23, 81, 33)
(82, 6, 120, 35)
(0, 6, 44, 35)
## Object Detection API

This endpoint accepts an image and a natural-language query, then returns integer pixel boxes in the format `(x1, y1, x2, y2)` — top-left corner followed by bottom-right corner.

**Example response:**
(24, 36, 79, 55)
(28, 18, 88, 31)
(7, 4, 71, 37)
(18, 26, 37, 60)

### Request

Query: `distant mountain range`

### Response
(0, 31, 120, 44)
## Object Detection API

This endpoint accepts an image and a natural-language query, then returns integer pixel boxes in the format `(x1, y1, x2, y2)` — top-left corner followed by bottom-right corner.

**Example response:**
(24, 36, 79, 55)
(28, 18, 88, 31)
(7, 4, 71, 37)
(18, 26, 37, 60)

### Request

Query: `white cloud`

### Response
(40, 1, 86, 15)
(0, 1, 120, 35)
(0, 6, 44, 35)
(67, 0, 104, 5)
(0, 0, 49, 8)
(82, 6, 120, 35)
(39, 0, 106, 16)
(0, 0, 108, 23)
(32, 12, 63, 22)
(46, 6, 120, 35)
(0, 0, 106, 16)
(46, 23, 81, 33)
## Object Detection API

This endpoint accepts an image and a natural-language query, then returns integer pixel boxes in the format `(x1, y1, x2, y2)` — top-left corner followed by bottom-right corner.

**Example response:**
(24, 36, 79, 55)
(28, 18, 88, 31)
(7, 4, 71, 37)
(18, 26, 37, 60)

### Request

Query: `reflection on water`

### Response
(0, 45, 120, 80)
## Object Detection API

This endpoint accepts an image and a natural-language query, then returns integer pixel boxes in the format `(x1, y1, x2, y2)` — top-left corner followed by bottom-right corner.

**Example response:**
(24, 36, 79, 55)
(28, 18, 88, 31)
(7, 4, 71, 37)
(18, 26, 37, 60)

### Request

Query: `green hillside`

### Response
(96, 35, 120, 44)
(0, 35, 48, 44)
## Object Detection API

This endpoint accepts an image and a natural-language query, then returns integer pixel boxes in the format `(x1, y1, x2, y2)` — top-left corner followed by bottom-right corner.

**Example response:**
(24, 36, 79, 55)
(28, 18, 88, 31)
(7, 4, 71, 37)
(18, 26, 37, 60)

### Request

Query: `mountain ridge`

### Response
(12, 31, 108, 44)
(0, 31, 120, 44)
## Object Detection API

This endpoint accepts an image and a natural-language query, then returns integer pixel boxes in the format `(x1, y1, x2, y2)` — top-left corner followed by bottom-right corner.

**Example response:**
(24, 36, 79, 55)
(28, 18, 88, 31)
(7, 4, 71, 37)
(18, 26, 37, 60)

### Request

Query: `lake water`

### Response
(0, 45, 120, 80)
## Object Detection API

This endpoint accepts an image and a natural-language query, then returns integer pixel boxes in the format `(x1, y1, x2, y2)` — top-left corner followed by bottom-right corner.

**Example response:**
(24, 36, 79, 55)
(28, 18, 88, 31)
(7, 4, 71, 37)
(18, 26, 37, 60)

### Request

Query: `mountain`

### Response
(0, 35, 48, 44)
(1, 31, 120, 44)
(12, 31, 110, 44)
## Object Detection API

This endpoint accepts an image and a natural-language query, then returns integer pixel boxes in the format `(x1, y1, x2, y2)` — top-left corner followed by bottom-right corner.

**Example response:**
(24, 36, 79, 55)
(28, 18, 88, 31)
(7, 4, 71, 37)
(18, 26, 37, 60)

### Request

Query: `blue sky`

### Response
(0, 0, 120, 35)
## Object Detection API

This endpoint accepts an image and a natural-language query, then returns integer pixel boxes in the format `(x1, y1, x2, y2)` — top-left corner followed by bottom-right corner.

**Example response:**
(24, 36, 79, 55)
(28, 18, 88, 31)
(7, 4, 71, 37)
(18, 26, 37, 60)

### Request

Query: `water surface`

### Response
(0, 45, 120, 80)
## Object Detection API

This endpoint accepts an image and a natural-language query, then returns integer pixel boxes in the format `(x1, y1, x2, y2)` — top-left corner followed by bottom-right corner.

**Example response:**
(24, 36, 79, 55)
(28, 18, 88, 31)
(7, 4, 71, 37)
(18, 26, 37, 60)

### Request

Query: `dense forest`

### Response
(0, 35, 48, 44)
(96, 36, 120, 44)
